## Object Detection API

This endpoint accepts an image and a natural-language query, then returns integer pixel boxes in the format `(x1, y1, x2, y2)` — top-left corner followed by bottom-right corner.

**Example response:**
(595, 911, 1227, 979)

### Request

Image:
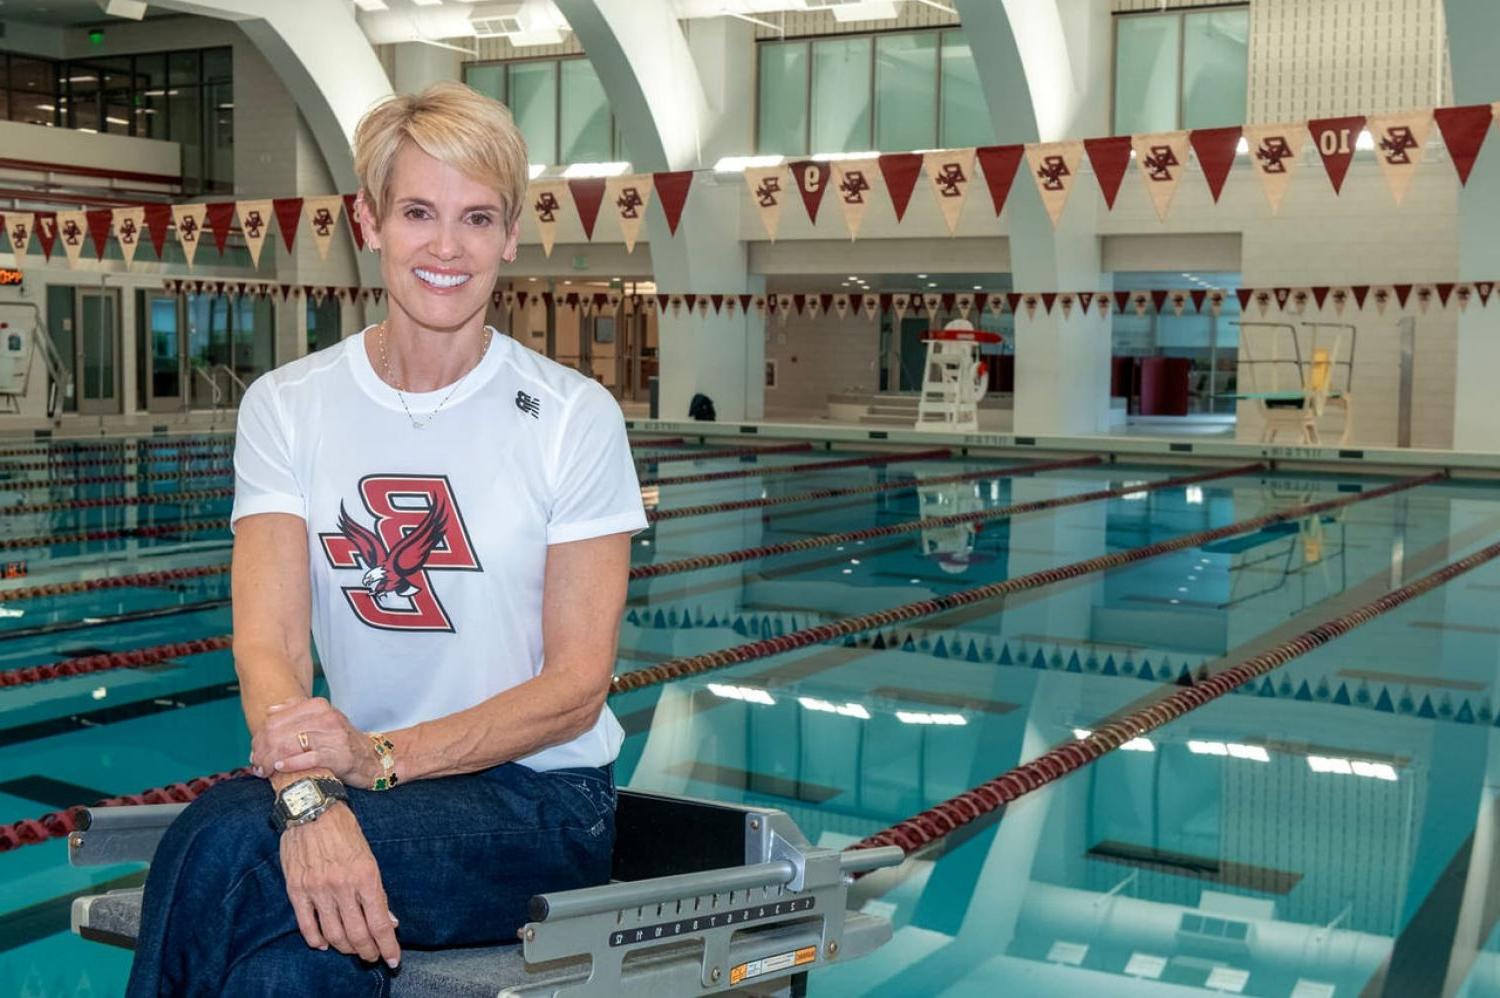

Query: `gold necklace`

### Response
(378, 321, 492, 430)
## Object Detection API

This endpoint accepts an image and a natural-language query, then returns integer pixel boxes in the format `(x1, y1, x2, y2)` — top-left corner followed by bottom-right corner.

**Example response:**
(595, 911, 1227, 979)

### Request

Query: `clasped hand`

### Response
(251, 695, 378, 787)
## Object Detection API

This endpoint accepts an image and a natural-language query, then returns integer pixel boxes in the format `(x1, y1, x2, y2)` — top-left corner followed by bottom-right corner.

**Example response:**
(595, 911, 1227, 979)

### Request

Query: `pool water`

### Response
(1, 435, 1498, 996)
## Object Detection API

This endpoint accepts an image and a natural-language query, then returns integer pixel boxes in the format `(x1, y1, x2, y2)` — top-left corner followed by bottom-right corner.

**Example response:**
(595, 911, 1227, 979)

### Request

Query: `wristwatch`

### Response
(271, 776, 348, 832)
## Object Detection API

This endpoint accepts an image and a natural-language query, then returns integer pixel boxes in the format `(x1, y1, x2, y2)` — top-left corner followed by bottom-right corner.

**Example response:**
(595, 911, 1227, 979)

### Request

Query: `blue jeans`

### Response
(125, 763, 616, 997)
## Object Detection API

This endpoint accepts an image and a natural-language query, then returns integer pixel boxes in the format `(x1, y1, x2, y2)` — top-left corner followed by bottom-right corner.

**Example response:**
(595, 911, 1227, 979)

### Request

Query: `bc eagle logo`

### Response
(319, 475, 482, 632)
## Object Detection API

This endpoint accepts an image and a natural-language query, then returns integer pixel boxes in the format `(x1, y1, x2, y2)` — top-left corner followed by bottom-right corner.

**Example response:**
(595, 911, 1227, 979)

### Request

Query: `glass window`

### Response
(169, 50, 201, 87)
(810, 37, 872, 154)
(874, 33, 937, 152)
(307, 296, 342, 355)
(10, 90, 55, 127)
(757, 41, 808, 156)
(1182, 9, 1248, 129)
(939, 33, 993, 148)
(134, 53, 168, 88)
(206, 81, 234, 192)
(169, 88, 203, 189)
(9, 57, 55, 93)
(559, 58, 611, 163)
(508, 60, 557, 166)
(202, 47, 232, 84)
(465, 64, 506, 102)
(1114, 13, 1181, 135)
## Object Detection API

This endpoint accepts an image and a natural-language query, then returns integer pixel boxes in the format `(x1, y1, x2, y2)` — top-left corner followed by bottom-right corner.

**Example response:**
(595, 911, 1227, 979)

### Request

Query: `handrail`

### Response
(211, 364, 247, 393)
(191, 365, 223, 410)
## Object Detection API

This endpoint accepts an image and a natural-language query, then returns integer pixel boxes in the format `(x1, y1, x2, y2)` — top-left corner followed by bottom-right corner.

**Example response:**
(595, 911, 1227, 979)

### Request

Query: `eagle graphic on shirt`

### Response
(336, 496, 449, 600)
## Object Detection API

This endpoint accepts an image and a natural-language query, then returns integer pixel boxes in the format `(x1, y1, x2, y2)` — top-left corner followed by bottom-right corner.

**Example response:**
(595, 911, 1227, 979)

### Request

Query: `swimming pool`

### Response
(1, 434, 1498, 996)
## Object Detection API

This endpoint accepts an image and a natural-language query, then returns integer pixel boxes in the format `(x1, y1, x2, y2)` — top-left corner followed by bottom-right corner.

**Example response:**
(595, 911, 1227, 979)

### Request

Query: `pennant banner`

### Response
(568, 178, 607, 241)
(172, 203, 208, 268)
(3, 211, 32, 258)
(831, 160, 874, 240)
(788, 160, 831, 225)
(56, 210, 88, 267)
(113, 207, 146, 269)
(1084, 135, 1132, 210)
(653, 171, 693, 236)
(878, 153, 923, 222)
(303, 195, 344, 260)
(1434, 104, 1493, 185)
(237, 199, 273, 268)
(1244, 122, 1308, 213)
(529, 180, 567, 258)
(1308, 115, 1365, 194)
(1190, 126, 1241, 203)
(1368, 112, 1432, 205)
(1132, 131, 1191, 221)
(1025, 141, 1085, 227)
(744, 165, 788, 241)
(922, 148, 976, 235)
(975, 144, 1025, 216)
(604, 174, 652, 253)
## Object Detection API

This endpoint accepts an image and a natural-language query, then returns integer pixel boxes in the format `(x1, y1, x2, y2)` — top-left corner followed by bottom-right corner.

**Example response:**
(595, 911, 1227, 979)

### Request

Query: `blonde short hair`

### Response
(353, 81, 529, 228)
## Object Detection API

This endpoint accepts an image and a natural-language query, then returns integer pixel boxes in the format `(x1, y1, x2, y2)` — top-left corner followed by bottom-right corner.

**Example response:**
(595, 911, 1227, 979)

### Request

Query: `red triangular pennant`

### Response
(792, 293, 807, 315)
(1190, 289, 1207, 313)
(1040, 292, 1058, 314)
(1476, 281, 1495, 305)
(820, 292, 835, 315)
(204, 202, 236, 254)
(1008, 292, 1025, 314)
(568, 178, 607, 240)
(343, 193, 365, 250)
(974, 144, 1026, 216)
(877, 153, 923, 222)
(143, 203, 172, 257)
(1273, 287, 1292, 309)
(1308, 116, 1366, 194)
(34, 212, 57, 259)
(788, 161, 832, 225)
(1435, 282, 1455, 307)
(1083, 136, 1133, 209)
(1151, 289, 1170, 314)
(710, 294, 724, 314)
(85, 209, 113, 261)
(652, 171, 693, 236)
(1113, 290, 1131, 314)
(1352, 285, 1370, 309)
(655, 293, 671, 313)
(274, 197, 304, 251)
(1190, 126, 1242, 203)
(739, 293, 753, 313)
(1393, 284, 1413, 308)
(1079, 291, 1095, 314)
(1235, 288, 1254, 312)
(1312, 286, 1330, 310)
(1433, 105, 1493, 185)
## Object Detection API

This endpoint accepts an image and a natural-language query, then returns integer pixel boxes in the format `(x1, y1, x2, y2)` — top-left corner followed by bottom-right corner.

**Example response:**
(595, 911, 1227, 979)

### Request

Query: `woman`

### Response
(126, 81, 646, 996)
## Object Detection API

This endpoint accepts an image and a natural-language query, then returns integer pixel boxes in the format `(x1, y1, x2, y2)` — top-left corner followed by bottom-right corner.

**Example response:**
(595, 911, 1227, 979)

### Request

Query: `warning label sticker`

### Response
(729, 946, 817, 985)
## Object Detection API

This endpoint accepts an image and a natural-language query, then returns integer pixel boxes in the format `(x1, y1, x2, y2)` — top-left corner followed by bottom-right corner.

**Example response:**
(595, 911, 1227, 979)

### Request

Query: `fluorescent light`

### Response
(707, 683, 775, 706)
(1351, 760, 1398, 781)
(1355, 129, 1374, 151)
(896, 711, 967, 726)
(106, 116, 130, 126)
(714, 154, 785, 173)
(837, 703, 871, 719)
(799, 697, 870, 719)
(562, 161, 631, 178)
(1121, 481, 1149, 500)
(1228, 743, 1270, 762)
(1186, 486, 1204, 504)
(1121, 737, 1155, 752)
(1073, 728, 1093, 740)
(527, 164, 546, 180)
(1235, 136, 1250, 155)
(409, 0, 442, 5)
(1308, 755, 1353, 774)
(1188, 740, 1229, 756)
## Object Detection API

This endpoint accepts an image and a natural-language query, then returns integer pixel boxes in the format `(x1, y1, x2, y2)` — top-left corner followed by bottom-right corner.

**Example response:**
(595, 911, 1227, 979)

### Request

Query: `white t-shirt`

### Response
(230, 327, 647, 771)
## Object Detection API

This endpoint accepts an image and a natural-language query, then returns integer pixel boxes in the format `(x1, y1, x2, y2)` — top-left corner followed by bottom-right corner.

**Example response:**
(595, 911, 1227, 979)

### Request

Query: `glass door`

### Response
(138, 291, 185, 412)
(76, 287, 121, 415)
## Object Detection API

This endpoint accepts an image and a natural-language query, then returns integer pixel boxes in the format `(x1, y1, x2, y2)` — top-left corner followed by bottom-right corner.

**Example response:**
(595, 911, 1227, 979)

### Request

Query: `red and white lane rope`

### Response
(636, 442, 814, 465)
(0, 450, 233, 473)
(850, 535, 1500, 858)
(640, 447, 955, 487)
(0, 564, 229, 603)
(609, 473, 1441, 693)
(647, 455, 1104, 523)
(630, 463, 1260, 580)
(0, 635, 232, 689)
(0, 768, 249, 853)
(0, 519, 230, 551)
(0, 487, 234, 516)
(0, 436, 230, 460)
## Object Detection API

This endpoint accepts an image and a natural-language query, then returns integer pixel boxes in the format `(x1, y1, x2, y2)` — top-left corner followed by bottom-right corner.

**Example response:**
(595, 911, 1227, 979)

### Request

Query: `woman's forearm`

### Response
(384, 669, 605, 782)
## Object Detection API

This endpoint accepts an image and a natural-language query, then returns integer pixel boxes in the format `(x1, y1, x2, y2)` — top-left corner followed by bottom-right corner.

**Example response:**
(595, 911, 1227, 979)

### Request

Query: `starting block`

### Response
(69, 789, 903, 996)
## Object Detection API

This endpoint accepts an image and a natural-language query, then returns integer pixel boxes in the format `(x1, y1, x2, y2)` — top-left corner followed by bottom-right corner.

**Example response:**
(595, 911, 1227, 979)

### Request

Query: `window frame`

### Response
(461, 53, 622, 166)
(754, 26, 986, 157)
(1109, 2, 1249, 136)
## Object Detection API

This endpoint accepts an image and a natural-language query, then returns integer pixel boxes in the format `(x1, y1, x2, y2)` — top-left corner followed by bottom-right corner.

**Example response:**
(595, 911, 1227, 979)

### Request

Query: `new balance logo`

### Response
(516, 391, 541, 418)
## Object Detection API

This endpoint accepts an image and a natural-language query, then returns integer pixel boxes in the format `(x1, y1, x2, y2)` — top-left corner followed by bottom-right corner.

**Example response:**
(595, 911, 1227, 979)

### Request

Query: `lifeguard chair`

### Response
(914, 319, 1001, 433)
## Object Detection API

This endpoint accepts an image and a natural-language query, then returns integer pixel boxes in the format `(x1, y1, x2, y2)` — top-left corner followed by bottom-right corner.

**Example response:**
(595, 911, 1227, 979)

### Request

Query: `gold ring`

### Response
(298, 731, 310, 752)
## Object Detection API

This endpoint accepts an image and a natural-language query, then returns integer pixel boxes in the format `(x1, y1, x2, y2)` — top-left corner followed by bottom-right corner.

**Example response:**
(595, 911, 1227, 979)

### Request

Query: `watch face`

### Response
(282, 779, 324, 818)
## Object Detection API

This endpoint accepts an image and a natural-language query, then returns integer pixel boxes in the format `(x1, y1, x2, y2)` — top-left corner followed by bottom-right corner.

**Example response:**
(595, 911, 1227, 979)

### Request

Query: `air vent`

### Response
(472, 14, 524, 37)
(1178, 912, 1252, 946)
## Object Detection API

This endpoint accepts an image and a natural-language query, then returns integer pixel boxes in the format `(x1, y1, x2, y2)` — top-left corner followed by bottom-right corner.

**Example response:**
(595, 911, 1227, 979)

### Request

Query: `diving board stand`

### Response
(1226, 321, 1356, 445)
(69, 789, 903, 996)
